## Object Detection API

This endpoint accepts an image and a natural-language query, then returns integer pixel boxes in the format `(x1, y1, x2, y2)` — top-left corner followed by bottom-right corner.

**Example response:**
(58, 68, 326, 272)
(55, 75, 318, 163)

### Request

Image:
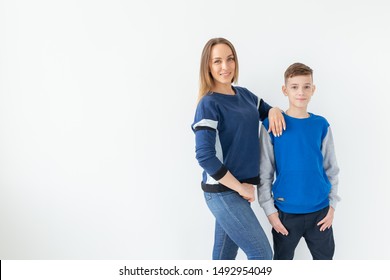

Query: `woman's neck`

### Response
(211, 84, 235, 95)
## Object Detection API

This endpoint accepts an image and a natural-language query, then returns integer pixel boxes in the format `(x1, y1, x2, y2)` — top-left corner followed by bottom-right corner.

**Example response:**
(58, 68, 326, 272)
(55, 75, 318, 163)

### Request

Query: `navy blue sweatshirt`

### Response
(192, 86, 271, 192)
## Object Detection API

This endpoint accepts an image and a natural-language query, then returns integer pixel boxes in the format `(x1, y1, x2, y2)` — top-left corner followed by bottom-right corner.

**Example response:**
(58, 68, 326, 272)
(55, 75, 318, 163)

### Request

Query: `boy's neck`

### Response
(285, 107, 310, 119)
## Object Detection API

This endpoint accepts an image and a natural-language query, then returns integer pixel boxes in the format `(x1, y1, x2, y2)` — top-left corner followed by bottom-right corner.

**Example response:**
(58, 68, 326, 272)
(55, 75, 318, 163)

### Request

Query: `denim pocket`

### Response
(204, 190, 236, 201)
(204, 192, 213, 201)
(217, 190, 236, 197)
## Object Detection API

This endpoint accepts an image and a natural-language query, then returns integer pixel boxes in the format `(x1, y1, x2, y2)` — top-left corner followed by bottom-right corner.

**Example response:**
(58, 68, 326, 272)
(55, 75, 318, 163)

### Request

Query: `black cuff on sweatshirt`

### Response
(241, 175, 260, 185)
(210, 165, 228, 181)
(201, 175, 260, 193)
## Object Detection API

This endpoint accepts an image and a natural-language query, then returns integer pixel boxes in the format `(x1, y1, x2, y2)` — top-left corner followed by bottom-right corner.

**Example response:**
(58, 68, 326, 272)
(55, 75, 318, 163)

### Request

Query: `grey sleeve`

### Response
(322, 126, 341, 209)
(257, 125, 278, 216)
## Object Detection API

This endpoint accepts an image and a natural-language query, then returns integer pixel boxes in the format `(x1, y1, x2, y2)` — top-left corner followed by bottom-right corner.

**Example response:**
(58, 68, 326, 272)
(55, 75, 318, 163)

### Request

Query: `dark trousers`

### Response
(272, 206, 335, 260)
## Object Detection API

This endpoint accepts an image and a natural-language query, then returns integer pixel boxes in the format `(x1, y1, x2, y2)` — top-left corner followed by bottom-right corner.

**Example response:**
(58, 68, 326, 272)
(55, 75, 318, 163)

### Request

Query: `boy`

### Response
(257, 63, 340, 260)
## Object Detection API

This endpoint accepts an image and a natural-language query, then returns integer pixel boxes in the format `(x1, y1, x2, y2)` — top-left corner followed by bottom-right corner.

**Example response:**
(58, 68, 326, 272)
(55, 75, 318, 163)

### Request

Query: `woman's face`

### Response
(209, 43, 235, 88)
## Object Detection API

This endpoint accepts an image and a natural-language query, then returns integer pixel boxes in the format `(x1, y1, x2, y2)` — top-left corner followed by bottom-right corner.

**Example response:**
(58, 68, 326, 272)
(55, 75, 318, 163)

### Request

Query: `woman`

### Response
(191, 38, 285, 260)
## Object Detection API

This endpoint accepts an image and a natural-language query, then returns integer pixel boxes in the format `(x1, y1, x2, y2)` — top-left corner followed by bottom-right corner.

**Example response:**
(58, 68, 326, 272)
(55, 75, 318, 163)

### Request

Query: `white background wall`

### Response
(1, 0, 389, 260)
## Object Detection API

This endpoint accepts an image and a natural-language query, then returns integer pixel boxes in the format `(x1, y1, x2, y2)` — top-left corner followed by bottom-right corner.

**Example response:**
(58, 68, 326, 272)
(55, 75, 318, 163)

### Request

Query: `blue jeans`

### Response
(204, 190, 273, 260)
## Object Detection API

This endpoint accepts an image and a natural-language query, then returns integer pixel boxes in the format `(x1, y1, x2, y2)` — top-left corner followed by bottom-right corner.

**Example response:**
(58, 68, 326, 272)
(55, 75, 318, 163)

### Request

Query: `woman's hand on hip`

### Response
(238, 183, 255, 202)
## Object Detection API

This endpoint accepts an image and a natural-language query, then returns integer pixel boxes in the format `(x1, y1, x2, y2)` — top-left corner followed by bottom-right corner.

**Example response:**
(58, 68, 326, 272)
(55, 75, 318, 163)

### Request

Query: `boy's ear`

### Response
(311, 84, 316, 95)
(282, 85, 288, 96)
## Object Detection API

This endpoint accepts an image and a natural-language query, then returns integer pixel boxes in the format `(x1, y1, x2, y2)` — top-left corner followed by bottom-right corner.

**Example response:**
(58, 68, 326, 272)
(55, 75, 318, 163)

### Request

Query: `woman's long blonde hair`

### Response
(198, 38, 239, 103)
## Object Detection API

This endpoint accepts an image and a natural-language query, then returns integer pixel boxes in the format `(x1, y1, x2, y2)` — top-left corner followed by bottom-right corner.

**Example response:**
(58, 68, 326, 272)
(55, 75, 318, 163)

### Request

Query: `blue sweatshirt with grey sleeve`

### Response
(258, 112, 340, 215)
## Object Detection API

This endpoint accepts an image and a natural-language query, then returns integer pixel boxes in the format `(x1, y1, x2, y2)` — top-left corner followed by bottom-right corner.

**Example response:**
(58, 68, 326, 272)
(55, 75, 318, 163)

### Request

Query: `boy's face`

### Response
(282, 75, 315, 110)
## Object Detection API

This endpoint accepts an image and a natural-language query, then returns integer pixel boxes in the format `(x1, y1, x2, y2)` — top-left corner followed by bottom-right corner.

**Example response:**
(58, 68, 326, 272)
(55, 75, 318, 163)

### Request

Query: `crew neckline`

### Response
(283, 111, 312, 120)
(209, 86, 237, 96)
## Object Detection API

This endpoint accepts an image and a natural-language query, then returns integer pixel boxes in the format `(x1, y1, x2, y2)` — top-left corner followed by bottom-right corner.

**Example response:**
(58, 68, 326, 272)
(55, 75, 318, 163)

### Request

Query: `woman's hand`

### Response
(238, 183, 255, 202)
(268, 107, 286, 137)
(218, 172, 256, 202)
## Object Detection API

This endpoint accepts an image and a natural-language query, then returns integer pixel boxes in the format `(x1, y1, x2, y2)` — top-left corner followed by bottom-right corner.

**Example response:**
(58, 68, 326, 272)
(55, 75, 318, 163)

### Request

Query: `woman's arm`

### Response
(193, 108, 255, 202)
(218, 172, 256, 202)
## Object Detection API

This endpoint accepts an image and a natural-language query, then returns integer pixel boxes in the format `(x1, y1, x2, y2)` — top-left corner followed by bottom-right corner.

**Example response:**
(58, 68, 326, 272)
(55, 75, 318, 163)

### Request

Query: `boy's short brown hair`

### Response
(284, 63, 313, 83)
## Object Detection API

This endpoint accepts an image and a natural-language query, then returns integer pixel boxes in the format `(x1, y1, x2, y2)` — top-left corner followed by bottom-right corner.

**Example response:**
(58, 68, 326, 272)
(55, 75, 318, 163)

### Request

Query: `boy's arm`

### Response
(257, 124, 278, 216)
(322, 126, 341, 209)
